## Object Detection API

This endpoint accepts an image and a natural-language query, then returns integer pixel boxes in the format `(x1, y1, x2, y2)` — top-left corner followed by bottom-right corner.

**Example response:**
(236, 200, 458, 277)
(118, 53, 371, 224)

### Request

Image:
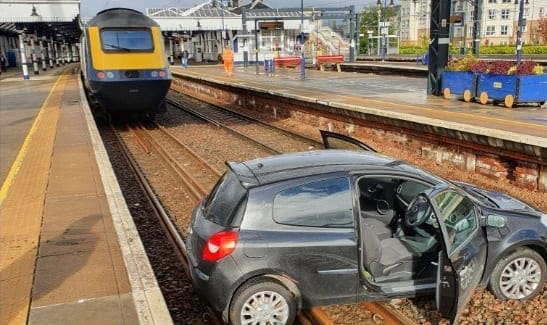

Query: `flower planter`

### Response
(476, 73, 547, 108)
(441, 71, 477, 102)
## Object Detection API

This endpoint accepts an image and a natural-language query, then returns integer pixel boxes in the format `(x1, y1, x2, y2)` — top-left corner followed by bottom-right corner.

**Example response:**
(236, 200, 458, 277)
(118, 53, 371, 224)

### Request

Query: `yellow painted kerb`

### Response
(0, 74, 65, 206)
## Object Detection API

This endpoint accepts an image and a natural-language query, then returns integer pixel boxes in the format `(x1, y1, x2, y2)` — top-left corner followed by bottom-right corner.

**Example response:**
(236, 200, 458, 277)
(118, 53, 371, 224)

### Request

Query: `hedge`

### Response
(399, 45, 547, 55)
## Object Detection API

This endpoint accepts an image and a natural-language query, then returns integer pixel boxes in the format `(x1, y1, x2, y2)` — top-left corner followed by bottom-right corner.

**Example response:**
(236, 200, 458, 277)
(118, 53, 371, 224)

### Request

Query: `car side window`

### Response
(434, 191, 478, 254)
(273, 177, 353, 228)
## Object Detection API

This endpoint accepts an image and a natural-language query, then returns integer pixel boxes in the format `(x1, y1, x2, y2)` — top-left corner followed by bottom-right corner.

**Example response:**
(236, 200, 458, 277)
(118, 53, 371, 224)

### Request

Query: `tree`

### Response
(358, 4, 395, 55)
(538, 17, 547, 44)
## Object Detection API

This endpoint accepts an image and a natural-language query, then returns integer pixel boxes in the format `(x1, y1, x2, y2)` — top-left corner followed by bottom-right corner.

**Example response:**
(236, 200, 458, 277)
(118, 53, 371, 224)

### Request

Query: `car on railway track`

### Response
(186, 131, 546, 325)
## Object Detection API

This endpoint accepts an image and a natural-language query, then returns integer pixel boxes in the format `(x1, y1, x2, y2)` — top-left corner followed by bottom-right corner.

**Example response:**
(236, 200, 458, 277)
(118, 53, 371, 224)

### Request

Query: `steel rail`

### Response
(131, 123, 214, 201)
(165, 98, 283, 155)
(168, 93, 323, 148)
(112, 125, 224, 324)
(163, 97, 415, 325)
(118, 115, 414, 324)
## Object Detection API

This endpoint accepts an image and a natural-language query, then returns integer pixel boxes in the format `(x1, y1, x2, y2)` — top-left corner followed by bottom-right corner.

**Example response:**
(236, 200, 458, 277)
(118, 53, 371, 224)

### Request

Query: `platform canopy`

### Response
(0, 0, 79, 23)
(0, 0, 81, 42)
(147, 0, 242, 32)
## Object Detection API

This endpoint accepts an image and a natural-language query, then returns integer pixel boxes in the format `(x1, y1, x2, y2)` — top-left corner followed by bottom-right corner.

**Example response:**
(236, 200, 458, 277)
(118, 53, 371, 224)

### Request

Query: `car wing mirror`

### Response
(486, 214, 506, 228)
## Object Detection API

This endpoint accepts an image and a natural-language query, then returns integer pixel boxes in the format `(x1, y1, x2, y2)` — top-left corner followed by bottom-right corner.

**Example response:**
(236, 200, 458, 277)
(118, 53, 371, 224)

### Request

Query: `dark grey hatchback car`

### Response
(186, 131, 546, 325)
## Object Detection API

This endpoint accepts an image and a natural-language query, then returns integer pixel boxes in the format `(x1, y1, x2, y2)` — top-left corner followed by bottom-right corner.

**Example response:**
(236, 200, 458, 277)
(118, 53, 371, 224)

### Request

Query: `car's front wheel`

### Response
(489, 248, 546, 300)
(229, 279, 296, 325)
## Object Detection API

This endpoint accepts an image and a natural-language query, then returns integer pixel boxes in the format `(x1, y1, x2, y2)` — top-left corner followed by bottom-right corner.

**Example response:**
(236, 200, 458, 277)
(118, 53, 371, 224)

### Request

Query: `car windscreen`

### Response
(203, 171, 247, 227)
(100, 29, 153, 52)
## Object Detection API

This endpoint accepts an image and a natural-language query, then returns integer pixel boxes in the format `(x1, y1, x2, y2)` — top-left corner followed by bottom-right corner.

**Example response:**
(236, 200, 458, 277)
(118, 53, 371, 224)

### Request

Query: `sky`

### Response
(81, 0, 379, 18)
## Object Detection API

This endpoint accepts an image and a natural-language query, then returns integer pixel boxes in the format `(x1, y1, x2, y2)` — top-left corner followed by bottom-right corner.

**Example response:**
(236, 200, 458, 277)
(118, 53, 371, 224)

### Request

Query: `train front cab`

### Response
(85, 24, 171, 115)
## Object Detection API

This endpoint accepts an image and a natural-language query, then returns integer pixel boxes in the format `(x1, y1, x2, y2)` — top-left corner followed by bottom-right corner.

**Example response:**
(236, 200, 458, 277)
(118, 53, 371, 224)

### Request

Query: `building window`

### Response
(486, 26, 496, 35)
(488, 9, 496, 20)
(502, 0, 511, 2)
(470, 11, 474, 20)
(501, 25, 509, 35)
(501, 9, 510, 19)
(468, 26, 474, 36)
(488, 0, 497, 3)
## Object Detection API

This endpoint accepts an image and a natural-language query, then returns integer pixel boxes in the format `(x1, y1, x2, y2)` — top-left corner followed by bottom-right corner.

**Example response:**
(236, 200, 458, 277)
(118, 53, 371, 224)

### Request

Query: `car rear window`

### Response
(203, 171, 247, 227)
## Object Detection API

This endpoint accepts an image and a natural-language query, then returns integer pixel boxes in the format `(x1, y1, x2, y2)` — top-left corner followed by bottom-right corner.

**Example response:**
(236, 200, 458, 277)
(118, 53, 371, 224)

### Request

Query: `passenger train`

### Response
(81, 8, 171, 119)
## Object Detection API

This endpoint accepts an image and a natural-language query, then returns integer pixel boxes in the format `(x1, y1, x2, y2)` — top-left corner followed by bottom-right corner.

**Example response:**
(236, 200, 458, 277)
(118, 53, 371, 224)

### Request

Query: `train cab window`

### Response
(100, 29, 153, 52)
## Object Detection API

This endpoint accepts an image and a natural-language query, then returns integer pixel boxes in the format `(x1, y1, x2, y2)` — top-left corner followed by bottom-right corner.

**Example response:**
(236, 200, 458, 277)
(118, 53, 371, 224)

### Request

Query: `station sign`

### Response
(259, 21, 284, 30)
(450, 14, 464, 26)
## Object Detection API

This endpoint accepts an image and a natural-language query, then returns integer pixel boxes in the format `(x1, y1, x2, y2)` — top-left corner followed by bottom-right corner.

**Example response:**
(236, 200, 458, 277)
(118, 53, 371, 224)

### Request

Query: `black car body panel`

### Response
(186, 132, 546, 324)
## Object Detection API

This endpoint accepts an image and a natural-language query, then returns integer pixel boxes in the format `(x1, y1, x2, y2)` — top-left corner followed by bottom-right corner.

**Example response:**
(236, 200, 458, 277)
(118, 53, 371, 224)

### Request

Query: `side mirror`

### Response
(486, 214, 506, 228)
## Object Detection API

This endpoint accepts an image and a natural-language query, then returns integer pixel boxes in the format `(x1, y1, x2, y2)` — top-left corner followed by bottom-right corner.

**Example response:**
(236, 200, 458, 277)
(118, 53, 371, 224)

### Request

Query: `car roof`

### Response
(227, 149, 426, 187)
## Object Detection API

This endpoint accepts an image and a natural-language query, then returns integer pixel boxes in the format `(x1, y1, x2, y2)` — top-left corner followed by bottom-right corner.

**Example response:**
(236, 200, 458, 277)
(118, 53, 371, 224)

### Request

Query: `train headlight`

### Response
(151, 71, 159, 78)
(97, 71, 106, 79)
(106, 71, 115, 79)
(158, 70, 167, 78)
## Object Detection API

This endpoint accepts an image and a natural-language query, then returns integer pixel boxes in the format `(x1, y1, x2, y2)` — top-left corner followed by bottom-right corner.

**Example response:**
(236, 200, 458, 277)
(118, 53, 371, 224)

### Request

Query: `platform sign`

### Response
(259, 21, 284, 30)
(450, 14, 464, 26)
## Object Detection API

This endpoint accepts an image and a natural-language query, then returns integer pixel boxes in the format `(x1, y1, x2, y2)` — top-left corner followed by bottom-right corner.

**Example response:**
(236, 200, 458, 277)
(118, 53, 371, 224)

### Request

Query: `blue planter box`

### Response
(477, 73, 547, 107)
(441, 71, 477, 101)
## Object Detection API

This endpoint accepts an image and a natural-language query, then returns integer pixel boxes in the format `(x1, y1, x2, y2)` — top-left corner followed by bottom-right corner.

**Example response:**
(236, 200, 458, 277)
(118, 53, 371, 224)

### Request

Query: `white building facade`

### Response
(397, 0, 546, 47)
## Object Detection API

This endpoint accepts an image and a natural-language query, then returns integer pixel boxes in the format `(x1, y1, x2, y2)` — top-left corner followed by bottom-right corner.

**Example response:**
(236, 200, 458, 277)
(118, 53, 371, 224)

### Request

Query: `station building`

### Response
(0, 1, 80, 76)
(146, 0, 356, 64)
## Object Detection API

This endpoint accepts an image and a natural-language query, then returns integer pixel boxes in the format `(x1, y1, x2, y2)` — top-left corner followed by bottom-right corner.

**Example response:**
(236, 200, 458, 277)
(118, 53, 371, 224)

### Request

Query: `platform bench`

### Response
(316, 55, 344, 72)
(274, 56, 302, 69)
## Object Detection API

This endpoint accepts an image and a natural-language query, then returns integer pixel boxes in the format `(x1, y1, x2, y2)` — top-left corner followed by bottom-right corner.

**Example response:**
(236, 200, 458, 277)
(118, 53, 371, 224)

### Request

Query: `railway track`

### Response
(110, 112, 417, 324)
(166, 94, 322, 154)
(156, 97, 417, 324)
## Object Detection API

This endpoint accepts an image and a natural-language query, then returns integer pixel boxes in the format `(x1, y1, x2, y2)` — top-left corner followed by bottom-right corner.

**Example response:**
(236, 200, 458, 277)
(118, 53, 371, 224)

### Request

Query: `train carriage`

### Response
(81, 8, 171, 119)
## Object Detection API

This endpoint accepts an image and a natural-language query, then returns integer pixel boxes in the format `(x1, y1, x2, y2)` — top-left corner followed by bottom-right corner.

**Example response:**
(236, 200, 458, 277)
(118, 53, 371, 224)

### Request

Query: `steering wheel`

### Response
(405, 197, 432, 227)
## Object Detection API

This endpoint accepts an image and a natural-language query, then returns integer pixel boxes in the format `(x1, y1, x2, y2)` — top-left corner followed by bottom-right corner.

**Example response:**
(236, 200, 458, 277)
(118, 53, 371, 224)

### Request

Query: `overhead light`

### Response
(30, 5, 39, 17)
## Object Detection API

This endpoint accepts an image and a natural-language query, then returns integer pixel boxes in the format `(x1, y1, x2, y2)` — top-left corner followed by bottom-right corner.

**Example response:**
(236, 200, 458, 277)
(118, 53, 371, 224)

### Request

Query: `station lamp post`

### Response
(367, 30, 373, 56)
(514, 0, 528, 65)
(300, 0, 306, 80)
(221, 0, 225, 44)
(377, 0, 394, 60)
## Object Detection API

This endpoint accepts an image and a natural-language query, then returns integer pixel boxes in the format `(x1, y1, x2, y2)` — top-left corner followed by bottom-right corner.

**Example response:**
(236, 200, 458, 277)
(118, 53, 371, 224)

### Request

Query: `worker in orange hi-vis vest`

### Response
(222, 44, 234, 76)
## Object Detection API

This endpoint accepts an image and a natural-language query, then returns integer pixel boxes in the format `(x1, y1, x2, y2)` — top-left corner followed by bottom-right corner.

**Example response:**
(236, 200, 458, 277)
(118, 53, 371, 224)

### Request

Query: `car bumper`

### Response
(187, 255, 243, 319)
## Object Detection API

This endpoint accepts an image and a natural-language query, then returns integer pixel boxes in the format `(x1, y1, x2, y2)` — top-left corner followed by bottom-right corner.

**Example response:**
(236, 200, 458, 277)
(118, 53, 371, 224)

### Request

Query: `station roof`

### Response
(0, 22, 18, 35)
(147, 1, 238, 19)
(0, 1, 81, 42)
(0, 1, 79, 23)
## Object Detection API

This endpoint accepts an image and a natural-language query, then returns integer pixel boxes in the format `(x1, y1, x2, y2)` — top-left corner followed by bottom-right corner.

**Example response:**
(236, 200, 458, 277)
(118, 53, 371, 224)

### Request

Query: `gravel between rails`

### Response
(99, 90, 546, 324)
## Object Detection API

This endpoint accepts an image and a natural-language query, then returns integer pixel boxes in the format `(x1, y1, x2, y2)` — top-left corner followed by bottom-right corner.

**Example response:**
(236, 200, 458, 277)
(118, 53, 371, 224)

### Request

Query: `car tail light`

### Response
(158, 70, 167, 78)
(96, 71, 105, 79)
(202, 231, 238, 262)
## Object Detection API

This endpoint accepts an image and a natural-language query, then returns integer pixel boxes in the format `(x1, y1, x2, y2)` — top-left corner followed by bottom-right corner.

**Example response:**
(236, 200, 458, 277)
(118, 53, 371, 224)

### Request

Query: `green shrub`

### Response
(399, 46, 426, 55)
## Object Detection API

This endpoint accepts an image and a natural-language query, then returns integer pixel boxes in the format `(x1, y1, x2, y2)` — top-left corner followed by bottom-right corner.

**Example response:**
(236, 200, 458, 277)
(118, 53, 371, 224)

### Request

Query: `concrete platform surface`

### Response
(172, 64, 546, 147)
(0, 66, 171, 325)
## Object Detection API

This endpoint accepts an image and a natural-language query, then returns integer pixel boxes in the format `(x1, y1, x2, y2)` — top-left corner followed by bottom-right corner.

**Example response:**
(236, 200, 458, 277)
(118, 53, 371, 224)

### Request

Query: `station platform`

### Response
(172, 64, 546, 146)
(0, 67, 171, 324)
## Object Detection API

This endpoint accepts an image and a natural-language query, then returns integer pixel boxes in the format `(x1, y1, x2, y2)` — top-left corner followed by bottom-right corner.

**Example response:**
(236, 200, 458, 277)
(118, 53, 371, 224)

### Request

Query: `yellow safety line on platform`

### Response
(0, 73, 65, 205)
(0, 72, 67, 325)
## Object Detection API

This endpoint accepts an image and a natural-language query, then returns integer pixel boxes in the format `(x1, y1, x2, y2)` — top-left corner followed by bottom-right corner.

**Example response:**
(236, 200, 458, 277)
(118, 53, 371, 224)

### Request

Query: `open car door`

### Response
(411, 187, 487, 323)
(320, 130, 376, 152)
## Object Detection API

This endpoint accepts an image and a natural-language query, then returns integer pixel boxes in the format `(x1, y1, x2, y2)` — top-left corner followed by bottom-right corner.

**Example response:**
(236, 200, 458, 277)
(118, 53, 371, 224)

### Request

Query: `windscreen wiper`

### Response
(104, 43, 131, 52)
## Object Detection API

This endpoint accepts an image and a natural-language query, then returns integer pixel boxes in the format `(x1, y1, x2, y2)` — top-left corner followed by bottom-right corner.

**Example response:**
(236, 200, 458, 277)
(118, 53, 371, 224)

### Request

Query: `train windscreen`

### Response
(100, 29, 153, 52)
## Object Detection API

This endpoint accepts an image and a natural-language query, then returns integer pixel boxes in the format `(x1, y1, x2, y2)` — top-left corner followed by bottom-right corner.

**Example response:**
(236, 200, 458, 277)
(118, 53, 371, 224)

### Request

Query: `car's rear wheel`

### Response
(229, 279, 296, 325)
(489, 248, 546, 300)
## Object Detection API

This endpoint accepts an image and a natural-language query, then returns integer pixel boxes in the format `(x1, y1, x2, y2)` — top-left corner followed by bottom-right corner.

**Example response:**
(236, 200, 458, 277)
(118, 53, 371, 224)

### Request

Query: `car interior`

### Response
(358, 177, 441, 285)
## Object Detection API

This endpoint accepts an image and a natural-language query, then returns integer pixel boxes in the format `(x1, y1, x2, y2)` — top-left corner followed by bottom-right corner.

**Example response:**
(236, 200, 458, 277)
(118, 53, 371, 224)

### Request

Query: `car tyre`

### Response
(488, 248, 546, 300)
(229, 279, 296, 325)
